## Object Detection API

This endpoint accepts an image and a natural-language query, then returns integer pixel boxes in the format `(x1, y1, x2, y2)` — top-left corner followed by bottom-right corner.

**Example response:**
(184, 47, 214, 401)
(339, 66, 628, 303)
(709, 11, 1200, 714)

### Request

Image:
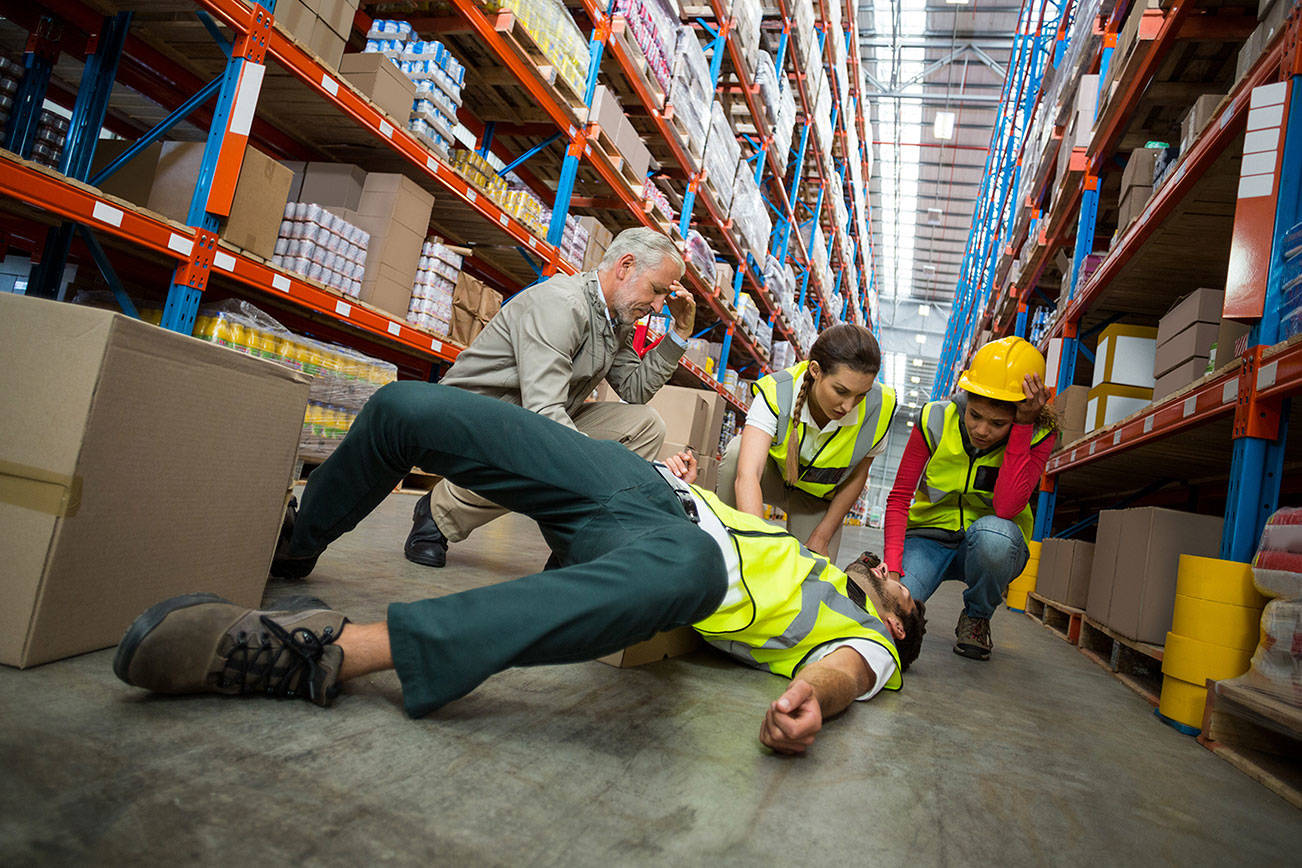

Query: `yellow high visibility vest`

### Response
(751, 361, 897, 499)
(688, 486, 904, 687)
(907, 396, 1055, 543)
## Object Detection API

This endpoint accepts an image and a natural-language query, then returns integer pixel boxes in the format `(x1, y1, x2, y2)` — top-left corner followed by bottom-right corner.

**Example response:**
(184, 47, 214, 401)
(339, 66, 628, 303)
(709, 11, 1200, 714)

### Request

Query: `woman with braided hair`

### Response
(717, 324, 897, 560)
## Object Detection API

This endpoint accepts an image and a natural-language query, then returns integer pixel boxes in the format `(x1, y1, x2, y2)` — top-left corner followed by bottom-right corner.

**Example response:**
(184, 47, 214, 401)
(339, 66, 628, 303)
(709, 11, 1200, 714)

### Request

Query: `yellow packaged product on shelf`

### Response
(189, 299, 397, 462)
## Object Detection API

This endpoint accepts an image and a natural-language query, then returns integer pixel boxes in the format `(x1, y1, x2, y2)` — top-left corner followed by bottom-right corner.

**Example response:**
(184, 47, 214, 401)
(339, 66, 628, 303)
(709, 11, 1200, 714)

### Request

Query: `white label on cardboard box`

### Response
(167, 233, 193, 256)
(1144, 415, 1154, 433)
(380, 120, 394, 138)
(431, 338, 442, 352)
(92, 201, 123, 227)
(272, 274, 291, 292)
(1184, 396, 1197, 417)
(1223, 379, 1238, 403)
(230, 63, 265, 136)
(1245, 128, 1280, 154)
(387, 320, 401, 336)
(1258, 361, 1278, 390)
(335, 300, 351, 317)
(214, 251, 236, 272)
(322, 74, 339, 96)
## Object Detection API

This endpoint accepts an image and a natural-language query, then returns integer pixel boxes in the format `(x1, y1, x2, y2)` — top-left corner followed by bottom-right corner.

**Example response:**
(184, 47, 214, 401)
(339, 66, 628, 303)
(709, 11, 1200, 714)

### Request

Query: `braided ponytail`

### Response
(784, 369, 814, 484)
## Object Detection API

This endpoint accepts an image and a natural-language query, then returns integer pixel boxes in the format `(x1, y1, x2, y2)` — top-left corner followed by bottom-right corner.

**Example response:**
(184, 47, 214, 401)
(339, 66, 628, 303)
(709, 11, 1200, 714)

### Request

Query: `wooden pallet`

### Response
(1199, 679, 1302, 810)
(1077, 616, 1165, 706)
(1025, 592, 1084, 645)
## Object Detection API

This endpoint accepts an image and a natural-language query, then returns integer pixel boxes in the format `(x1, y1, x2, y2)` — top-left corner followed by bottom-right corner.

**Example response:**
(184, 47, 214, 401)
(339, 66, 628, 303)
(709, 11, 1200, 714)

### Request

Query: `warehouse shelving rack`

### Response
(937, 0, 1302, 565)
(0, 0, 877, 413)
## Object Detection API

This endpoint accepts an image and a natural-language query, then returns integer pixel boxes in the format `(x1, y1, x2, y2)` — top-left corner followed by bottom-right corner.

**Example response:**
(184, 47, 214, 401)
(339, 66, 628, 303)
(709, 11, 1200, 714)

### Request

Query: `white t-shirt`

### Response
(745, 393, 889, 463)
(687, 487, 897, 701)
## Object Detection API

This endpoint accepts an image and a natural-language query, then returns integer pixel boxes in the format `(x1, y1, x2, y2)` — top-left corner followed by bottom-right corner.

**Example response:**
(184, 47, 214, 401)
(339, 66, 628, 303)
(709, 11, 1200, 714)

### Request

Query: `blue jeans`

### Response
(900, 516, 1030, 620)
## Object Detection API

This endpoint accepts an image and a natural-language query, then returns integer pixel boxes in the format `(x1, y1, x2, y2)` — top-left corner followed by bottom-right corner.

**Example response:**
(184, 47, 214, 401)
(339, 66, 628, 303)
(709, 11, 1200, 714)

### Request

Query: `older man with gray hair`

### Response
(272, 226, 696, 576)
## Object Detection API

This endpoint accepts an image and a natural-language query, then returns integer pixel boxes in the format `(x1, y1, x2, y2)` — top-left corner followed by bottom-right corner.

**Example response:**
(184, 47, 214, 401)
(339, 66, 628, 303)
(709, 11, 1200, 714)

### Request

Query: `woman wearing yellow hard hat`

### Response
(717, 323, 897, 560)
(882, 336, 1057, 660)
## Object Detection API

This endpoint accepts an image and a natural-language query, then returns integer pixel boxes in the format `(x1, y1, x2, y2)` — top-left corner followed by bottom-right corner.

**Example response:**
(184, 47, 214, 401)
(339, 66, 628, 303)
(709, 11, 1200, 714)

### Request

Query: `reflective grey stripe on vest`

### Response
(772, 367, 796, 436)
(710, 555, 892, 674)
(923, 400, 950, 452)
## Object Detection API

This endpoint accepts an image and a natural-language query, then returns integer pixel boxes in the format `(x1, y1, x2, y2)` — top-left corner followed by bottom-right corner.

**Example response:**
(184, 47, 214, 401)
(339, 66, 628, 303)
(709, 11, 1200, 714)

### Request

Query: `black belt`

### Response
(653, 463, 701, 524)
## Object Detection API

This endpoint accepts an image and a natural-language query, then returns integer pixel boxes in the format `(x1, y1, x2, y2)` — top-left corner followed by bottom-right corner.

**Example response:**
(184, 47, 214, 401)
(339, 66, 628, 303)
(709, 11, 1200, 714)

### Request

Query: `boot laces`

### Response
(959, 616, 990, 646)
(220, 616, 338, 702)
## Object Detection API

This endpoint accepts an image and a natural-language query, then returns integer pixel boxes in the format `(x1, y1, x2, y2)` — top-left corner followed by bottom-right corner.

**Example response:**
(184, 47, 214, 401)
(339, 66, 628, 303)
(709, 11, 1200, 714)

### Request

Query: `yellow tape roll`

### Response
(1006, 588, 1029, 610)
(1161, 631, 1253, 685)
(1170, 593, 1263, 651)
(1176, 555, 1267, 608)
(1158, 674, 1209, 729)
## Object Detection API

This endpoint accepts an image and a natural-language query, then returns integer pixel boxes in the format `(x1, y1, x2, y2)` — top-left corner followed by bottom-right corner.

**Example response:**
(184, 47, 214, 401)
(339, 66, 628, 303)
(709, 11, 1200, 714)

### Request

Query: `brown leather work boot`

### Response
(114, 593, 349, 706)
(954, 613, 993, 661)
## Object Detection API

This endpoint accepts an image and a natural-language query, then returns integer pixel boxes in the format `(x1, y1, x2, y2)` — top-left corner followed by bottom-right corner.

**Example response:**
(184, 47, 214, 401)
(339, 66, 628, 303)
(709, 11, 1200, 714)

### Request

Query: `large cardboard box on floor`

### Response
(1087, 507, 1224, 645)
(0, 293, 309, 668)
(148, 141, 293, 260)
(1038, 538, 1095, 609)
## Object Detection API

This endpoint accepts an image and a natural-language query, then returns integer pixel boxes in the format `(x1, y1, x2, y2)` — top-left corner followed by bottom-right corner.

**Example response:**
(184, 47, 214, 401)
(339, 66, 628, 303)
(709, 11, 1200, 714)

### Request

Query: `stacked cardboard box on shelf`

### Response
(267, 0, 359, 70)
(1153, 288, 1222, 400)
(1052, 384, 1089, 448)
(338, 52, 418, 126)
(450, 272, 504, 347)
(1117, 146, 1159, 231)
(1086, 507, 1224, 645)
(647, 385, 727, 488)
(1086, 323, 1157, 432)
(590, 86, 651, 185)
(348, 173, 436, 318)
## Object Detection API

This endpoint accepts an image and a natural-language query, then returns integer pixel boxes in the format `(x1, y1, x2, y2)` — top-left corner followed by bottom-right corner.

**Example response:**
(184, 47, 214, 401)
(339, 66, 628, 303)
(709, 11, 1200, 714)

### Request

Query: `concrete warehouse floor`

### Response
(2, 490, 1300, 865)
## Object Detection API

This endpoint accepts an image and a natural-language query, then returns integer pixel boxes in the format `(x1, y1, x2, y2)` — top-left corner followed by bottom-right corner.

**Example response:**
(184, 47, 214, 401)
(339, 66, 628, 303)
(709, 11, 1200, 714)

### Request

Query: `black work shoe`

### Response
(954, 613, 993, 660)
(114, 593, 349, 706)
(270, 496, 320, 580)
(404, 492, 449, 568)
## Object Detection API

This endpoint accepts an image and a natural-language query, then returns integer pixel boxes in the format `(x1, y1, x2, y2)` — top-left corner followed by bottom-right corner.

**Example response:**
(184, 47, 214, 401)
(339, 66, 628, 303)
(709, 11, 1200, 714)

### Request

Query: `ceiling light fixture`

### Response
(933, 111, 956, 140)
(915, 333, 927, 343)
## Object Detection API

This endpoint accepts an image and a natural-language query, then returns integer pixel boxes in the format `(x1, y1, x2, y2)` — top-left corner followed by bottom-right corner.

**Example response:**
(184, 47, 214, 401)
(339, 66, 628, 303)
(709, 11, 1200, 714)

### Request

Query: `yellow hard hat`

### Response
(957, 336, 1046, 402)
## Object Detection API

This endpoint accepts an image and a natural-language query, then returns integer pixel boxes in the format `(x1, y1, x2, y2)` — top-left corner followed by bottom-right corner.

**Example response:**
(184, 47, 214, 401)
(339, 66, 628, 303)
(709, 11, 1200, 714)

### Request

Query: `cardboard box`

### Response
(647, 386, 721, 454)
(597, 626, 702, 667)
(1092, 323, 1158, 389)
(1154, 321, 1218, 378)
(358, 172, 435, 234)
(614, 116, 651, 183)
(317, 0, 357, 40)
(697, 455, 719, 492)
(298, 162, 367, 211)
(1121, 147, 1160, 192)
(282, 159, 307, 201)
(266, 0, 315, 44)
(1086, 511, 1123, 625)
(308, 14, 346, 69)
(1180, 93, 1223, 151)
(1085, 383, 1153, 433)
(1038, 538, 1095, 609)
(88, 138, 164, 206)
(450, 271, 487, 345)
(1153, 357, 1209, 401)
(339, 52, 417, 122)
(1052, 384, 1090, 448)
(578, 217, 613, 271)
(1211, 317, 1253, 369)
(1093, 507, 1224, 645)
(1117, 183, 1152, 229)
(590, 86, 625, 144)
(1155, 288, 1224, 346)
(0, 293, 309, 667)
(149, 141, 293, 260)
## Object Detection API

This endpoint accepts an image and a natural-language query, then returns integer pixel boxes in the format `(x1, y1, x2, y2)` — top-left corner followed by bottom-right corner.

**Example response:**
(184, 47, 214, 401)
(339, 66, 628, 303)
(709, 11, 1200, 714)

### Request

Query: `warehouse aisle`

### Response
(2, 492, 1299, 865)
